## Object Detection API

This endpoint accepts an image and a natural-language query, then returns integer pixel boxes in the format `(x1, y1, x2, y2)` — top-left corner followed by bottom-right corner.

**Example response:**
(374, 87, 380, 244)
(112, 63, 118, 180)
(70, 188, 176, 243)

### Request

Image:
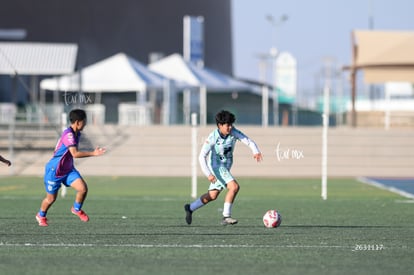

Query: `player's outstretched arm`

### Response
(69, 146, 106, 158)
(253, 153, 263, 163)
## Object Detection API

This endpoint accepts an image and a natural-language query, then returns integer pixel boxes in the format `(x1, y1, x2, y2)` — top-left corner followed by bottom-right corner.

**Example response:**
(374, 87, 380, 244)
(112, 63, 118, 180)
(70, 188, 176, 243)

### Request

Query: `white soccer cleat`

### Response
(221, 216, 238, 225)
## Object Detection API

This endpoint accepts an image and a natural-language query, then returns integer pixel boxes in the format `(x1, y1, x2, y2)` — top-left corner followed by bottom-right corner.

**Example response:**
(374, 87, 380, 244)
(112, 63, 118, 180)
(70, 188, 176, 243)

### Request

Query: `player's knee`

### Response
(228, 181, 240, 193)
(45, 196, 56, 204)
(235, 184, 240, 193)
(209, 192, 219, 201)
(201, 192, 218, 203)
(79, 185, 88, 194)
(72, 180, 88, 194)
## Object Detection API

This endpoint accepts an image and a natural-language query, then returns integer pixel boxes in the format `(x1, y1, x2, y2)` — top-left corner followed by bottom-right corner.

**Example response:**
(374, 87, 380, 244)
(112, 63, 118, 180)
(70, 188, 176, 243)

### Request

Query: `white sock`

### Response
(223, 202, 233, 217)
(189, 198, 204, 212)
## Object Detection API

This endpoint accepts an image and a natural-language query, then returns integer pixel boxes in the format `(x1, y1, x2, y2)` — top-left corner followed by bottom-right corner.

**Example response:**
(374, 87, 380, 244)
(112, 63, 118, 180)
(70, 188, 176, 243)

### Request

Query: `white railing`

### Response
(118, 103, 152, 125)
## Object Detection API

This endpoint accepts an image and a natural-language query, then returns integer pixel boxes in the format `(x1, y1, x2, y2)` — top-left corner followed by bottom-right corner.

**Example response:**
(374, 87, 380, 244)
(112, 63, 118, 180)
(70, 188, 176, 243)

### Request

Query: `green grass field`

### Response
(0, 176, 413, 275)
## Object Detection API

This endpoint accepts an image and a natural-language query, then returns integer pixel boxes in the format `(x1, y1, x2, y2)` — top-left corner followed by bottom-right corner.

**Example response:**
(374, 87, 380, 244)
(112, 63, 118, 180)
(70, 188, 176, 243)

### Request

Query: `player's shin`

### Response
(189, 197, 204, 211)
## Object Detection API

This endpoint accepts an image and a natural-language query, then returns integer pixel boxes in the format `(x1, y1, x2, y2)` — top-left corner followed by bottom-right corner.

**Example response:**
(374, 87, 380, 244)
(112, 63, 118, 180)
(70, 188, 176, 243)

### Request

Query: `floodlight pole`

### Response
(266, 14, 288, 126)
(270, 47, 279, 126)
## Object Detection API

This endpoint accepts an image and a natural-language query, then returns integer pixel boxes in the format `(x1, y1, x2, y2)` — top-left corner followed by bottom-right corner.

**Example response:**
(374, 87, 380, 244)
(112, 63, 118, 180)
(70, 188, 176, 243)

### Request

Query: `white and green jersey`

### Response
(199, 127, 260, 177)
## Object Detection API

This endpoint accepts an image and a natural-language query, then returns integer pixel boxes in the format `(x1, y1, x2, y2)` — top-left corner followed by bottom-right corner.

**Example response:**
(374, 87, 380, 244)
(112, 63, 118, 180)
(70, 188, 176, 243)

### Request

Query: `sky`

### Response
(231, 0, 414, 97)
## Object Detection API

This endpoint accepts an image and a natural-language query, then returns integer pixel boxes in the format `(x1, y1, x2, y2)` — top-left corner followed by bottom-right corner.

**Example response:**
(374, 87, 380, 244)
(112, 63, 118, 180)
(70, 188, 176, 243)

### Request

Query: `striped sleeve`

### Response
(232, 128, 260, 155)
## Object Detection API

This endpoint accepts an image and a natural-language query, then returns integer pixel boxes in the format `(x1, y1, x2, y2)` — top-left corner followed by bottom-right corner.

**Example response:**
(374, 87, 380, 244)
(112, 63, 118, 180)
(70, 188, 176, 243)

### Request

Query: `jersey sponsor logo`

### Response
(223, 147, 232, 155)
(67, 133, 74, 142)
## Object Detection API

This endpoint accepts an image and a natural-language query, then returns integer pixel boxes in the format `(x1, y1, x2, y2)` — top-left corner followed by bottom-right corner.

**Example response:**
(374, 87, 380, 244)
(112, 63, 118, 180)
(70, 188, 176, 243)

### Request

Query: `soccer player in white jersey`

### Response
(184, 110, 263, 225)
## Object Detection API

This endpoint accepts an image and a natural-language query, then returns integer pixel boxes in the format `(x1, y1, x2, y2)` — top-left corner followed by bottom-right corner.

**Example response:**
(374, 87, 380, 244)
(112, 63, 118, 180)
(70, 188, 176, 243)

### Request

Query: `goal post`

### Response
(191, 113, 198, 198)
(321, 85, 329, 200)
(60, 112, 68, 198)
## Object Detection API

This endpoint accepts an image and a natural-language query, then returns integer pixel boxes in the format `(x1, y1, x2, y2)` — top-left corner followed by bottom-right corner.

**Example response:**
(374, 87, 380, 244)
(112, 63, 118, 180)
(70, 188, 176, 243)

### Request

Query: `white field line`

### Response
(395, 200, 414, 203)
(0, 242, 351, 249)
(357, 177, 414, 200)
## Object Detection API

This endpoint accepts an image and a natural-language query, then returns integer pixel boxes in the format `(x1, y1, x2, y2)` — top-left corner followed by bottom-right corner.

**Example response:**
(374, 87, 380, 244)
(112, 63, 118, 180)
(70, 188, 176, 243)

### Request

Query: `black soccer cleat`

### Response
(184, 204, 193, 225)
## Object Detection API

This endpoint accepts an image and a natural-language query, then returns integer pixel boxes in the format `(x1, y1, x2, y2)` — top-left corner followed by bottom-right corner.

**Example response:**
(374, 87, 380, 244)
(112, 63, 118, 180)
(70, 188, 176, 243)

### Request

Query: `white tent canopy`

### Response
(149, 53, 251, 125)
(149, 53, 249, 91)
(40, 52, 166, 100)
(40, 52, 173, 124)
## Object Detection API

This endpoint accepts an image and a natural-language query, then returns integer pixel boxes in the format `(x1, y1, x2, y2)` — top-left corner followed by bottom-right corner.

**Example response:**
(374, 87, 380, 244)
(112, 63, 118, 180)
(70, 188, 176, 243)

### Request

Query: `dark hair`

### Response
(215, 110, 235, 125)
(69, 109, 87, 123)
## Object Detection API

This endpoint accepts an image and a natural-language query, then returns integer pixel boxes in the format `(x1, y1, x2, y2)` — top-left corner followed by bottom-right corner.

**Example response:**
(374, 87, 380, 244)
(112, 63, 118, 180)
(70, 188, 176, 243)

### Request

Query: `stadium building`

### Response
(0, 0, 268, 124)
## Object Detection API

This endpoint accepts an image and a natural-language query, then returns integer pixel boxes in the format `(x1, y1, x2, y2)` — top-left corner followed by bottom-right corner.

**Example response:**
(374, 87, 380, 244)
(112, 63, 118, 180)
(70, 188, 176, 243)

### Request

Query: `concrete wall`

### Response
(4, 125, 414, 178)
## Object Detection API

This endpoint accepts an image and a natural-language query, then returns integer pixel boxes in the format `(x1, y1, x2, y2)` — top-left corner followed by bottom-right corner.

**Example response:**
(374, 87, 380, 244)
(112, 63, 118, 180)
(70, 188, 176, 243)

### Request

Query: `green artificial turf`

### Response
(0, 176, 413, 275)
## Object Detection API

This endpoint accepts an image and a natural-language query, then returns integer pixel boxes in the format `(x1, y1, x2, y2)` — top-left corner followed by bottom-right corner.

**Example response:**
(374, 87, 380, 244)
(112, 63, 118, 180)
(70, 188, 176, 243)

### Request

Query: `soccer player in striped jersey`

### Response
(185, 110, 263, 225)
(35, 109, 105, 226)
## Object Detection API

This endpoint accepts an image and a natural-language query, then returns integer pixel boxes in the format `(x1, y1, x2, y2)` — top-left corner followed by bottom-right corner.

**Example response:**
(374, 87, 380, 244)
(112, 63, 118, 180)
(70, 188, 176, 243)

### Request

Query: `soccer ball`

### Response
(263, 210, 282, 228)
